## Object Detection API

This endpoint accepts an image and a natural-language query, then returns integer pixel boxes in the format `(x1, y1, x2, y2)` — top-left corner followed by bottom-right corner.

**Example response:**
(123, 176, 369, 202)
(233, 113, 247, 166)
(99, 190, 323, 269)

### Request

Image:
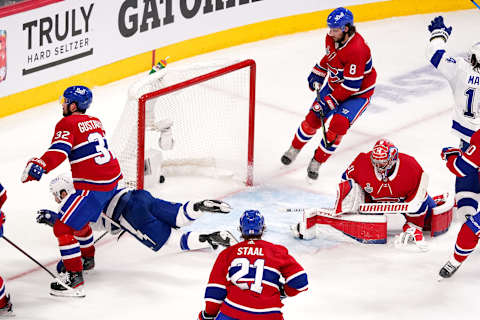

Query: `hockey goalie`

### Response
(291, 139, 454, 251)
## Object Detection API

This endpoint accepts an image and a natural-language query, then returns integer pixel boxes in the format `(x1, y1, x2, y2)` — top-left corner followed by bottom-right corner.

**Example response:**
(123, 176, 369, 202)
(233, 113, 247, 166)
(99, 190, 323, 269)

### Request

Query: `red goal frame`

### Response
(137, 59, 256, 189)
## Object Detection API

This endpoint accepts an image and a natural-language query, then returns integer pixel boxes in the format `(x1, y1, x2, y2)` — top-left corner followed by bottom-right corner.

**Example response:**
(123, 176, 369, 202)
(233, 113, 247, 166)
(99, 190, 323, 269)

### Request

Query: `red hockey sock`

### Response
(292, 110, 322, 150)
(453, 224, 479, 263)
(0, 276, 6, 308)
(54, 221, 83, 272)
(75, 224, 95, 258)
(313, 114, 349, 163)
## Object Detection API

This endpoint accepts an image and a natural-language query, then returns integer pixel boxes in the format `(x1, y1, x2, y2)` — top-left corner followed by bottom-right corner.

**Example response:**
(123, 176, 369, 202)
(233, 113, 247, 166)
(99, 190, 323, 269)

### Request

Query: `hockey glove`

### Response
(428, 16, 452, 42)
(194, 200, 232, 214)
(198, 311, 216, 320)
(441, 147, 461, 161)
(0, 211, 5, 238)
(323, 94, 338, 111)
(36, 209, 62, 227)
(21, 158, 46, 183)
(308, 64, 327, 91)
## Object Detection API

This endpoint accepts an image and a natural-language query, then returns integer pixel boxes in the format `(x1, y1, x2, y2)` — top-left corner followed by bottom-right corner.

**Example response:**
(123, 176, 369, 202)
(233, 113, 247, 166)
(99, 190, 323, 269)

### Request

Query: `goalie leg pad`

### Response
(306, 210, 387, 244)
(430, 193, 454, 237)
(334, 180, 365, 214)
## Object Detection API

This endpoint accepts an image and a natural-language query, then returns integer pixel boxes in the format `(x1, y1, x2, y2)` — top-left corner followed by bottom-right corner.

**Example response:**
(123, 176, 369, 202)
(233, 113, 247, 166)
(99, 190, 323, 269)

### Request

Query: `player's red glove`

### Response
(198, 311, 215, 320)
(323, 94, 338, 110)
(441, 147, 461, 161)
(21, 157, 47, 183)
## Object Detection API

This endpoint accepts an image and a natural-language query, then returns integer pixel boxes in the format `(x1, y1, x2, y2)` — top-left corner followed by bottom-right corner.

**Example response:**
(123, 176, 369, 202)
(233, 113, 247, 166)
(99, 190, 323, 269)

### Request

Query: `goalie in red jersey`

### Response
(198, 210, 308, 320)
(292, 139, 453, 250)
(21, 86, 122, 297)
(281, 7, 376, 180)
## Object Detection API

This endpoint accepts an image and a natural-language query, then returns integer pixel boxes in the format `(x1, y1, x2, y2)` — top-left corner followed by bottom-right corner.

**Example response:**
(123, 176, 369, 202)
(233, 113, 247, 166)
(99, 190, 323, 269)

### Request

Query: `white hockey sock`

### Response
(155, 229, 209, 255)
(175, 201, 204, 227)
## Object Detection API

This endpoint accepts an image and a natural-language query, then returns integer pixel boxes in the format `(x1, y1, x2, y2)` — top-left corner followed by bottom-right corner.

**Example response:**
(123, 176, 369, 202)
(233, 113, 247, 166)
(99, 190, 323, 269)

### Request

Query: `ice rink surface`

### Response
(1, 9, 480, 320)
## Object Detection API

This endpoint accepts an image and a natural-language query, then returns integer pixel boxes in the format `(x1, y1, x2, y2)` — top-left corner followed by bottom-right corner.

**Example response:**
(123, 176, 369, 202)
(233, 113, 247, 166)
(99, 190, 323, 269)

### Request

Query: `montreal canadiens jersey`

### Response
(203, 239, 308, 320)
(447, 129, 480, 177)
(427, 38, 480, 143)
(342, 152, 424, 203)
(318, 32, 377, 102)
(0, 183, 6, 209)
(40, 114, 122, 191)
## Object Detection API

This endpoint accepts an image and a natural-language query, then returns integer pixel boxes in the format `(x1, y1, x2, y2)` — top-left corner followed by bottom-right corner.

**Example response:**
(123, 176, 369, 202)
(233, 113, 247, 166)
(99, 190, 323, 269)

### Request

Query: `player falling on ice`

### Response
(198, 210, 308, 320)
(21, 86, 123, 297)
(0, 183, 13, 316)
(439, 129, 480, 278)
(36, 174, 236, 274)
(427, 16, 480, 219)
(292, 139, 450, 251)
(281, 7, 376, 180)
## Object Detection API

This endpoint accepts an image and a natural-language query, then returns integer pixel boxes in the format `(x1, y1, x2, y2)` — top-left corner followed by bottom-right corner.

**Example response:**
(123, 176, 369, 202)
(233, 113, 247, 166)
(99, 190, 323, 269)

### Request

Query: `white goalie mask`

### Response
(49, 174, 75, 201)
(469, 42, 480, 71)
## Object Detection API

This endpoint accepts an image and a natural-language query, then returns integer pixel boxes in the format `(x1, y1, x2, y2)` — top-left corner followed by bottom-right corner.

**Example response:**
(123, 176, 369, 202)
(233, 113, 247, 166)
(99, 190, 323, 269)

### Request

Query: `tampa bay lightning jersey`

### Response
(427, 38, 480, 143)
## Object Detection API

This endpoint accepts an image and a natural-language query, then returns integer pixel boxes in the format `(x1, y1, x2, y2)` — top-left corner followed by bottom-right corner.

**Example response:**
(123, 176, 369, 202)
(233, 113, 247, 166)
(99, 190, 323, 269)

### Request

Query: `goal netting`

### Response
(110, 59, 256, 189)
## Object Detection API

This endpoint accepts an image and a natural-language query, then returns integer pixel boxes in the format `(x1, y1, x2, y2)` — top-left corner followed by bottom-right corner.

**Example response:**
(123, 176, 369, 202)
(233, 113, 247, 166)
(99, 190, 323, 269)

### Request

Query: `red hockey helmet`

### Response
(371, 139, 398, 175)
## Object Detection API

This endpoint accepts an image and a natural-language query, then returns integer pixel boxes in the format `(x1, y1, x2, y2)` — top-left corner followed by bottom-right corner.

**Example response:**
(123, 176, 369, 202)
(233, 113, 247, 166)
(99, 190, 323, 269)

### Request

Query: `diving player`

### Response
(427, 16, 480, 219)
(281, 7, 376, 180)
(37, 174, 236, 273)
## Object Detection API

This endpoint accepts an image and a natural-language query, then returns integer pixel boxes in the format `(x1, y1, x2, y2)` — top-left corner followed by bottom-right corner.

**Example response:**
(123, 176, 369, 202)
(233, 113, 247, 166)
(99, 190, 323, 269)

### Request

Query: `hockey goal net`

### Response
(110, 59, 256, 189)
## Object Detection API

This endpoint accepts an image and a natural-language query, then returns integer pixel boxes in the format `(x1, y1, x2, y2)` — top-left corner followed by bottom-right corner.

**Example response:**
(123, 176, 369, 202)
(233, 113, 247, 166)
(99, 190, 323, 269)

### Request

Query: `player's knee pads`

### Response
(301, 119, 317, 136)
(326, 115, 350, 145)
(74, 224, 93, 238)
(53, 220, 75, 238)
(305, 110, 323, 130)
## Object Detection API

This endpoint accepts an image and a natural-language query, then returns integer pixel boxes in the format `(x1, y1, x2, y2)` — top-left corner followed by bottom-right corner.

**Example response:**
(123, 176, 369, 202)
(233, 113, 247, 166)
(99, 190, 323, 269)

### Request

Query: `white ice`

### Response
(1, 9, 479, 320)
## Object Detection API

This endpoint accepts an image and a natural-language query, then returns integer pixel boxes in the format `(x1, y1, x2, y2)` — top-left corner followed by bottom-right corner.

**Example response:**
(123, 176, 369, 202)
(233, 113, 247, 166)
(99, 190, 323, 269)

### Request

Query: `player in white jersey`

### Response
(427, 16, 480, 219)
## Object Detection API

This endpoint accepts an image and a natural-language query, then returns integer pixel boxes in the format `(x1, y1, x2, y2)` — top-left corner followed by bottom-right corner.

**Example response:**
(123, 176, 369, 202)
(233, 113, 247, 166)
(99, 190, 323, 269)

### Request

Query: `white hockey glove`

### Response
(193, 200, 231, 214)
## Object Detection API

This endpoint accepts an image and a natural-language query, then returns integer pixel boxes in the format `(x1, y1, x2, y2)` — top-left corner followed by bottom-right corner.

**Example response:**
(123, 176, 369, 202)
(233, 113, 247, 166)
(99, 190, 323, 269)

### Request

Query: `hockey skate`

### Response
(194, 200, 231, 214)
(439, 260, 461, 279)
(199, 231, 238, 250)
(307, 157, 321, 180)
(0, 295, 14, 317)
(281, 146, 300, 165)
(50, 271, 85, 298)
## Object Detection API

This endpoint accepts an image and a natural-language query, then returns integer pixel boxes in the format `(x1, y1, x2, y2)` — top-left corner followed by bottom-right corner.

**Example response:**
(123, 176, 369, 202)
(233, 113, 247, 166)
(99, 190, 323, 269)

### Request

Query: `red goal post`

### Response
(130, 59, 256, 189)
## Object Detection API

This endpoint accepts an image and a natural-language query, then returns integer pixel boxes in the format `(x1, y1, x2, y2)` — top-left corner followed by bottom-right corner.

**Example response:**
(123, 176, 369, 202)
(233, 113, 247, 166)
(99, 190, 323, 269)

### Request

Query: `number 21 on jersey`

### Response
(230, 258, 265, 294)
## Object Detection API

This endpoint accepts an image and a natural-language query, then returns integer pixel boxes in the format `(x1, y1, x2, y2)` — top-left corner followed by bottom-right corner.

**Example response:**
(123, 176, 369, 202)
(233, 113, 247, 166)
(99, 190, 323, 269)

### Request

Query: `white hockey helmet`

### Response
(49, 174, 75, 200)
(469, 42, 480, 70)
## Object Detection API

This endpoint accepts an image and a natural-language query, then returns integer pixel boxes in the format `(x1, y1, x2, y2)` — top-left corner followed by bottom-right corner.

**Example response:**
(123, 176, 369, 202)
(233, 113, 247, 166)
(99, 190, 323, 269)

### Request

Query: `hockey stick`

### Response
(2, 236, 73, 292)
(314, 84, 335, 149)
(471, 0, 480, 10)
(281, 202, 421, 215)
(93, 230, 109, 244)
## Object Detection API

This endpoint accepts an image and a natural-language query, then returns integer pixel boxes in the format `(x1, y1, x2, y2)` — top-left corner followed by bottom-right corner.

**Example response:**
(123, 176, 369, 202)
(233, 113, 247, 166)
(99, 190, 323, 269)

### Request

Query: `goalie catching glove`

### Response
(194, 200, 231, 214)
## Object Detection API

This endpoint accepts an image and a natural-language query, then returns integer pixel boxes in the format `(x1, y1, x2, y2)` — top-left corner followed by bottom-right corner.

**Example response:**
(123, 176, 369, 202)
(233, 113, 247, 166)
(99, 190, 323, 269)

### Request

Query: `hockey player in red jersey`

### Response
(198, 210, 308, 320)
(0, 183, 13, 316)
(439, 130, 480, 278)
(281, 7, 376, 180)
(292, 139, 444, 250)
(21, 86, 123, 297)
